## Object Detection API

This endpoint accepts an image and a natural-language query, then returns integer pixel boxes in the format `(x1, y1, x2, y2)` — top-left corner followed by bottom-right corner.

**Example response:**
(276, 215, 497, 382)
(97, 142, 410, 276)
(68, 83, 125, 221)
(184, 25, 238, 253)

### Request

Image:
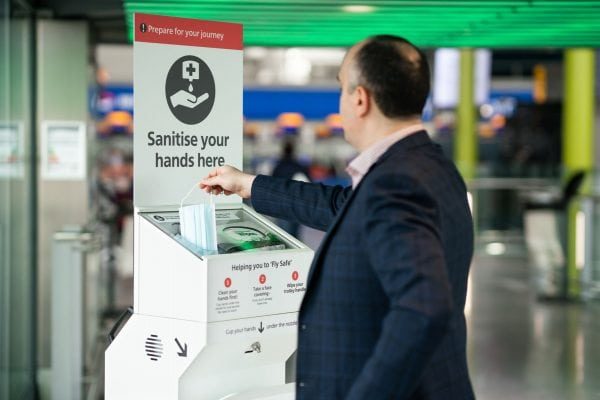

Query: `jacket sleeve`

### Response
(251, 174, 352, 232)
(345, 171, 453, 399)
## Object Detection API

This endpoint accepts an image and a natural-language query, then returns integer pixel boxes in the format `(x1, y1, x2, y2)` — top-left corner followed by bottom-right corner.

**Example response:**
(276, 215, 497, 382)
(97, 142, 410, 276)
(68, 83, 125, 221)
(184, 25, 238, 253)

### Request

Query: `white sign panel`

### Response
(41, 121, 86, 180)
(134, 13, 243, 207)
(0, 121, 24, 178)
(433, 48, 492, 108)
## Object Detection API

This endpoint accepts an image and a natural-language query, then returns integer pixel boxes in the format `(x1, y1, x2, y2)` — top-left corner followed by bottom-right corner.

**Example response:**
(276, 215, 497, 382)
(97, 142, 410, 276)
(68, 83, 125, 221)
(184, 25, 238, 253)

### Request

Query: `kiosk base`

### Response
(105, 313, 297, 400)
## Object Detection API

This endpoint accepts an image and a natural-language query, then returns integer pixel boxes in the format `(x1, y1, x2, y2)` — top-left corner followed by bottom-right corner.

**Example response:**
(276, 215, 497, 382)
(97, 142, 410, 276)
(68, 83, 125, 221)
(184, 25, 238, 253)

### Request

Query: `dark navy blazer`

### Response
(252, 131, 475, 399)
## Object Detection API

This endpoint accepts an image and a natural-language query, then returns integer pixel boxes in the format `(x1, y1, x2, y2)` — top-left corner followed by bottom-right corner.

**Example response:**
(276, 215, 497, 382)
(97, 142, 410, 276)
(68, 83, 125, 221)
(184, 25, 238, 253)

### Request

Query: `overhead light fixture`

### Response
(342, 5, 375, 13)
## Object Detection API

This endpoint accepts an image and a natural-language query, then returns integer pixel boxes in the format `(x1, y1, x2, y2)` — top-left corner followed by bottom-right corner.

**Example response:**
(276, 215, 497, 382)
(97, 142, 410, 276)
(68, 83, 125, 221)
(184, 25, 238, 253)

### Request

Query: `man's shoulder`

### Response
(362, 139, 461, 193)
(371, 139, 439, 176)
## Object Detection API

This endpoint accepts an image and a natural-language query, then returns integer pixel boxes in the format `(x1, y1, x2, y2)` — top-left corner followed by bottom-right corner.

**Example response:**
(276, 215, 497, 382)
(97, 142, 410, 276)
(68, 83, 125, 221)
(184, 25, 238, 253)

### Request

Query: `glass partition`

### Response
(0, 0, 37, 397)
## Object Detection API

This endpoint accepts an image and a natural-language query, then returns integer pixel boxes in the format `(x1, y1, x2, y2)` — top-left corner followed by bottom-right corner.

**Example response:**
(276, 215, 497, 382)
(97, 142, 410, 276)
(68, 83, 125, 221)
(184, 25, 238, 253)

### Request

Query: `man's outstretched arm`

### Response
(200, 165, 351, 231)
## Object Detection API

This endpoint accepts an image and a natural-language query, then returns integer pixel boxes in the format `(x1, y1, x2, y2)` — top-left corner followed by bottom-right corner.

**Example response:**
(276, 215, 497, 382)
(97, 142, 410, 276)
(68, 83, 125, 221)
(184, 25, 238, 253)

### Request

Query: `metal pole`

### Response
(455, 48, 477, 181)
(563, 48, 596, 298)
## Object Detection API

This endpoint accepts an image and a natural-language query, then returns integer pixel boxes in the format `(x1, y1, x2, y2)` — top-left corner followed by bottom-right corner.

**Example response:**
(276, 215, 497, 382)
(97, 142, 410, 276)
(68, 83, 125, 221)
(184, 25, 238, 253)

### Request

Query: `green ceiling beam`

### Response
(130, 0, 596, 5)
(125, 7, 600, 16)
(125, 0, 600, 47)
(125, 11, 600, 21)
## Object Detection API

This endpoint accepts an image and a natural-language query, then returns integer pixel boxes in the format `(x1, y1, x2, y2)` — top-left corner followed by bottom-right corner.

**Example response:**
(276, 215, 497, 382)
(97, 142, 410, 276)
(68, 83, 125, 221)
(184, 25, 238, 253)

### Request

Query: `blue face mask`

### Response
(179, 185, 218, 253)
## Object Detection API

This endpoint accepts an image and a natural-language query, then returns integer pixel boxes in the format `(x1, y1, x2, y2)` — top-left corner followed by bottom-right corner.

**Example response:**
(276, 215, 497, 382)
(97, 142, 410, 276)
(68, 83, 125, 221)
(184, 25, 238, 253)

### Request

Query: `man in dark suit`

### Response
(201, 35, 474, 399)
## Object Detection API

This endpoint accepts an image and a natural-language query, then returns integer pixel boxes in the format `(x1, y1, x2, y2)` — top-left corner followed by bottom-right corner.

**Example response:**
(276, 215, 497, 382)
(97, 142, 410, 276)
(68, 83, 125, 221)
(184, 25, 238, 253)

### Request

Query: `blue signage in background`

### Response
(94, 85, 134, 118)
(90, 85, 530, 122)
(243, 88, 340, 120)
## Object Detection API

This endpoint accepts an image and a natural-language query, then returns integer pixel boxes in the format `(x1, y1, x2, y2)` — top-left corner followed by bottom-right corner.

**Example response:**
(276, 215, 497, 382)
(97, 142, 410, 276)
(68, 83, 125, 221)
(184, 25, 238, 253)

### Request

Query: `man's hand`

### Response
(200, 165, 256, 199)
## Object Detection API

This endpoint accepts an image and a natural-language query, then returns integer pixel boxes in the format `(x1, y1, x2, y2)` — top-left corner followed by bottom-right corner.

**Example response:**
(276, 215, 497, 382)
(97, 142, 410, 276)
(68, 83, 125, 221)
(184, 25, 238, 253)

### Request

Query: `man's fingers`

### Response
(202, 168, 220, 181)
(211, 186, 225, 195)
(201, 175, 221, 187)
(199, 166, 240, 195)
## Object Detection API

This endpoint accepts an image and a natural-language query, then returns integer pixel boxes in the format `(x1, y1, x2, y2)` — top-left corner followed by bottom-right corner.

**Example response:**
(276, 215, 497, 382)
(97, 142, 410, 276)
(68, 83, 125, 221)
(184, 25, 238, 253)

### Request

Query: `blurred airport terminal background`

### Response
(1, 1, 600, 399)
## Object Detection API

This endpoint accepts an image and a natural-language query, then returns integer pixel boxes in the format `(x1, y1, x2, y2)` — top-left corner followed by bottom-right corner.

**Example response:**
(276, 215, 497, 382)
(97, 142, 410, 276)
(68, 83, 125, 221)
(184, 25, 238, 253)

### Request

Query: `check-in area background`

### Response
(1, 1, 600, 399)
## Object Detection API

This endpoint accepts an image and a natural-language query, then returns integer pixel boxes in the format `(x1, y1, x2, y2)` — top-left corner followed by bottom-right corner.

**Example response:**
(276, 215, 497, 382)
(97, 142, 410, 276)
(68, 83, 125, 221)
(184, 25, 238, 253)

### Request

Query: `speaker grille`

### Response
(145, 334, 163, 361)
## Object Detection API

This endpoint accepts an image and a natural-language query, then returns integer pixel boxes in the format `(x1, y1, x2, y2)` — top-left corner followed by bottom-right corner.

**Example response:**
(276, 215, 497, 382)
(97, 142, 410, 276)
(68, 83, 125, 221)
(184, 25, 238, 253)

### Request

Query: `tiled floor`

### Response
(466, 245, 600, 400)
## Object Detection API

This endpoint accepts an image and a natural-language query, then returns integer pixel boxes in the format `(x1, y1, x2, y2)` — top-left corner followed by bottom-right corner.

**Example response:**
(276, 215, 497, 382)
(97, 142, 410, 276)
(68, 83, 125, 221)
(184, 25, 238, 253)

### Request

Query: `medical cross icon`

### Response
(186, 63, 196, 76)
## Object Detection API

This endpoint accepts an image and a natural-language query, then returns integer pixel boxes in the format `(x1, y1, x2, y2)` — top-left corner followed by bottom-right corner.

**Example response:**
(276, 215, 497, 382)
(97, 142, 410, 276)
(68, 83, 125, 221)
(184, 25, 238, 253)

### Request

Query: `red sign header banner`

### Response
(134, 13, 243, 50)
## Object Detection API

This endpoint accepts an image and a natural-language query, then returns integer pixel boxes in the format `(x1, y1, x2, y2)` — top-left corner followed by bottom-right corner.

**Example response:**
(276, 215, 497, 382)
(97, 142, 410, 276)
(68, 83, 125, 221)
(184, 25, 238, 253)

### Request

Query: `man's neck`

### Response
(357, 116, 422, 151)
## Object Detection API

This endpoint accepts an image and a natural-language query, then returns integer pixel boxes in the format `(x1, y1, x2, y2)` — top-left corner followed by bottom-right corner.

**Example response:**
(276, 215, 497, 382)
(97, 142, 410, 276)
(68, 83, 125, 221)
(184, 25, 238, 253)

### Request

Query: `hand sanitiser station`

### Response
(105, 14, 314, 400)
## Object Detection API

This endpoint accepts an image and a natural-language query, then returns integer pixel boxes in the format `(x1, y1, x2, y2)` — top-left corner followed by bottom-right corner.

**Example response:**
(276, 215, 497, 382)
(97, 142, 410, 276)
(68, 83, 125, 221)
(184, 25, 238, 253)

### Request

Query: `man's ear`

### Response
(354, 85, 370, 118)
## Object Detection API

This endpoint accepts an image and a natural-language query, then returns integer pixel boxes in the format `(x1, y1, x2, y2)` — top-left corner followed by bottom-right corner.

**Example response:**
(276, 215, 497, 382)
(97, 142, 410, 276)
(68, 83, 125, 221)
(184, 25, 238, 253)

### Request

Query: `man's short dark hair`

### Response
(353, 35, 430, 118)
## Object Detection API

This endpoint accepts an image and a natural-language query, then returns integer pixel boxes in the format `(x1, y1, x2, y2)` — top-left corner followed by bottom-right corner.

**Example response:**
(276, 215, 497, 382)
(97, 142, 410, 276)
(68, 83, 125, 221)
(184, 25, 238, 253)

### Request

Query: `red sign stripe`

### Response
(134, 13, 243, 50)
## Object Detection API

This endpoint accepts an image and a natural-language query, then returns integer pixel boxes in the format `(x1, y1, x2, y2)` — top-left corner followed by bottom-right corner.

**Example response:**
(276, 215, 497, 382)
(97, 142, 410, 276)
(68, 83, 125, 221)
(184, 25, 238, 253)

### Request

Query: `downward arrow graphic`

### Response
(175, 338, 188, 357)
(258, 322, 264, 333)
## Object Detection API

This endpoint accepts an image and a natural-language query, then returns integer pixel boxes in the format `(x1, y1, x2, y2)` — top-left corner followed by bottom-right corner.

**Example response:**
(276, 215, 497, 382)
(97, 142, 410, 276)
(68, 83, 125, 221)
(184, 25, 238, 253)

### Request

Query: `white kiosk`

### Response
(105, 14, 313, 400)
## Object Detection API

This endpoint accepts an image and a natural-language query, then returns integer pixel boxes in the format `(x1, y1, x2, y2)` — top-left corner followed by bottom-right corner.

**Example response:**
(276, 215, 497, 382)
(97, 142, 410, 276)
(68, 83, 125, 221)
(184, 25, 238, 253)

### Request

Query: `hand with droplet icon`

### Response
(169, 90, 210, 109)
(166, 56, 215, 124)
